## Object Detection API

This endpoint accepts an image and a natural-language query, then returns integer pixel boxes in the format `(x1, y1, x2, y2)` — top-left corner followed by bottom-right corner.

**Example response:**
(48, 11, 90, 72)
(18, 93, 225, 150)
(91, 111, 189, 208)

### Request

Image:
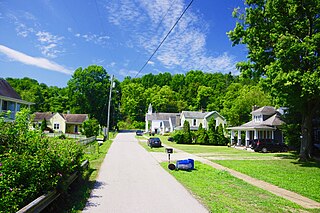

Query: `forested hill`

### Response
(6, 67, 272, 128)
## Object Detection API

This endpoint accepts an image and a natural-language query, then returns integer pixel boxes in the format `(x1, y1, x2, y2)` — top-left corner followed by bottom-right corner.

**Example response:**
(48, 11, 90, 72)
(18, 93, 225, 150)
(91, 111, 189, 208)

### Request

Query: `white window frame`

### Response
(54, 123, 60, 130)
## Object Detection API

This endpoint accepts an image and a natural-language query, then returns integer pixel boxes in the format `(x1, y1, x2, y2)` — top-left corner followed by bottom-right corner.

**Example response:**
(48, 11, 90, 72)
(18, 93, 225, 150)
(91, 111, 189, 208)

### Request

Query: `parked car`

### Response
(251, 139, 288, 153)
(136, 130, 144, 136)
(147, 137, 162, 148)
(168, 137, 174, 142)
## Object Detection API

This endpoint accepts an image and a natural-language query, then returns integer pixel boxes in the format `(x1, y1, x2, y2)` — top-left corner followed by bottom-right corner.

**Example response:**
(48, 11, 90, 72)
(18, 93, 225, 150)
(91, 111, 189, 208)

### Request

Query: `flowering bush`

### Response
(0, 110, 84, 212)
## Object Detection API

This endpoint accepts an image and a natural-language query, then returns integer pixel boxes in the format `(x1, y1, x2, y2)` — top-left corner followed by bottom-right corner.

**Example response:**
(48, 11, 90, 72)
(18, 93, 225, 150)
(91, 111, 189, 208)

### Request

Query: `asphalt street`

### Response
(82, 132, 208, 213)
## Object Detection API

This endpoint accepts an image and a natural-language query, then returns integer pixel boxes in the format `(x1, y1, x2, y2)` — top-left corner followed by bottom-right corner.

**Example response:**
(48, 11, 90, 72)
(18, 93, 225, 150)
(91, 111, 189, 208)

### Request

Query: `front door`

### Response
(74, 125, 78, 133)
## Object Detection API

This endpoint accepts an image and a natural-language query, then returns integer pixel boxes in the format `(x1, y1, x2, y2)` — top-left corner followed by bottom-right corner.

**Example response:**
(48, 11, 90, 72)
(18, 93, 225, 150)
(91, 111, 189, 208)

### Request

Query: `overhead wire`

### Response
(134, 0, 194, 78)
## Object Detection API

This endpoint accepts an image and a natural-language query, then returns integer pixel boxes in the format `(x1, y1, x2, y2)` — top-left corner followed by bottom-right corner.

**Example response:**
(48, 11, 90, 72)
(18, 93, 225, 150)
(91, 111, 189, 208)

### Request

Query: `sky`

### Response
(0, 0, 247, 88)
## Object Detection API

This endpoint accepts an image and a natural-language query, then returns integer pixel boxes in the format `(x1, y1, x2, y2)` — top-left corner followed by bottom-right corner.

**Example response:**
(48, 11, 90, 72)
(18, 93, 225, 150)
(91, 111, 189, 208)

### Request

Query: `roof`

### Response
(34, 112, 54, 122)
(163, 120, 170, 128)
(227, 109, 284, 131)
(181, 111, 210, 119)
(146, 113, 180, 121)
(251, 106, 276, 115)
(62, 113, 88, 124)
(0, 78, 34, 105)
(0, 78, 21, 99)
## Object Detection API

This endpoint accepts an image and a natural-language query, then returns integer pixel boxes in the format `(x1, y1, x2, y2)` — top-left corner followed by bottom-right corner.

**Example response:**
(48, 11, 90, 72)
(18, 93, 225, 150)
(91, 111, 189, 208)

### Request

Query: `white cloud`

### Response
(36, 31, 64, 58)
(118, 68, 139, 77)
(147, 61, 155, 66)
(0, 45, 72, 75)
(74, 33, 110, 46)
(8, 13, 65, 58)
(104, 0, 237, 74)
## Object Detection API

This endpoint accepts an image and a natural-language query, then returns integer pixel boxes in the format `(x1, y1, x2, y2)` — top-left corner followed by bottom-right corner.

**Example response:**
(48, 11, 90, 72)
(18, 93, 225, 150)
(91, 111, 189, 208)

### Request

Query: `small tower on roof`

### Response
(147, 103, 153, 115)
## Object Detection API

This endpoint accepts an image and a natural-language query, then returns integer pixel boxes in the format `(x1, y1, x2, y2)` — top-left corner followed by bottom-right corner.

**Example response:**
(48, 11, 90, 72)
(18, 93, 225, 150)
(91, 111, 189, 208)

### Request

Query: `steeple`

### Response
(147, 103, 152, 115)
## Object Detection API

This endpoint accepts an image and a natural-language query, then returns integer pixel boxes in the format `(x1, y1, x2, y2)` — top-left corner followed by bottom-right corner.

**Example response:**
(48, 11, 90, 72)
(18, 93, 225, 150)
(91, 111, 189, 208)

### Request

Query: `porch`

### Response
(227, 126, 277, 147)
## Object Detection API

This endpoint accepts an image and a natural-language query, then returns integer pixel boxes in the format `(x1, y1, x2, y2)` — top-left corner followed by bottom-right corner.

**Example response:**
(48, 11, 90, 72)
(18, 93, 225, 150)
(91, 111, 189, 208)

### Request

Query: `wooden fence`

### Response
(17, 160, 89, 213)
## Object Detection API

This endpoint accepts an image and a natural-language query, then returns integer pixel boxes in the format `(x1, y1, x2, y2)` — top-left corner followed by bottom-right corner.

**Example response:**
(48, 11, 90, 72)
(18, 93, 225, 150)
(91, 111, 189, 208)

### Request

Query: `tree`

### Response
(67, 65, 111, 126)
(120, 82, 146, 122)
(183, 120, 192, 144)
(82, 118, 100, 137)
(195, 123, 209, 144)
(40, 118, 47, 132)
(229, 0, 320, 160)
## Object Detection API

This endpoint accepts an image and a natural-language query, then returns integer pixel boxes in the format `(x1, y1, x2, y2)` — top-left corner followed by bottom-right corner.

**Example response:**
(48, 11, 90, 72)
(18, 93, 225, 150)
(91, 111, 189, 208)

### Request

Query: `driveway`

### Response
(82, 132, 208, 213)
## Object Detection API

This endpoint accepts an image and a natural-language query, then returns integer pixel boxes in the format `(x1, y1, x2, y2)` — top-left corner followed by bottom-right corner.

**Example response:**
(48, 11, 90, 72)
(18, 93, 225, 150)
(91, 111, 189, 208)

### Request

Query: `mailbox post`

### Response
(166, 148, 175, 170)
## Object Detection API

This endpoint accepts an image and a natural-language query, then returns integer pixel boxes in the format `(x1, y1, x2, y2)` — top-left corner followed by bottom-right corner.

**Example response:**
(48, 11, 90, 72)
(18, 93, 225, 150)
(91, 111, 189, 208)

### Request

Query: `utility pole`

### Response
(106, 75, 114, 141)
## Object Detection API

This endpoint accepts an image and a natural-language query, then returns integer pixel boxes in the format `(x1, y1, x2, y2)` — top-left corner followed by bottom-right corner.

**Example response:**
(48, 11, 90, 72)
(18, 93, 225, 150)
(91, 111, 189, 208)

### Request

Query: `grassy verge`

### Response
(136, 135, 166, 152)
(214, 159, 320, 203)
(51, 132, 116, 212)
(161, 161, 314, 213)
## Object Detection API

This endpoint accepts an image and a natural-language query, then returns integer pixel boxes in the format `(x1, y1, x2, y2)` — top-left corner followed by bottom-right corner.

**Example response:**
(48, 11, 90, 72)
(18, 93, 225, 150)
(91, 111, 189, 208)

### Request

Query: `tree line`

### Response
(6, 68, 271, 129)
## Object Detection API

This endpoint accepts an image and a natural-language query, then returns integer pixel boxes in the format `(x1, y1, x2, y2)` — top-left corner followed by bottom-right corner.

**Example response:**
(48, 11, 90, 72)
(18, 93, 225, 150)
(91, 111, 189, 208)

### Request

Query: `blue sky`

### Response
(0, 0, 246, 87)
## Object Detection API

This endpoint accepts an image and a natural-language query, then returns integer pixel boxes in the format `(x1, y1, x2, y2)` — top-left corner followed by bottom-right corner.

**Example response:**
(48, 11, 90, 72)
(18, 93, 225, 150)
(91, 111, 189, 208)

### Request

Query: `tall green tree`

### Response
(228, 0, 320, 160)
(67, 65, 111, 126)
(120, 82, 146, 122)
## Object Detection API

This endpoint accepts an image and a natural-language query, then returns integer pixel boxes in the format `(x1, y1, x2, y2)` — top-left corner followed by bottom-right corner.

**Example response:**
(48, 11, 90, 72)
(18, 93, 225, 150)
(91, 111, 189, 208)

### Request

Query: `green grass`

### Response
(136, 135, 166, 152)
(161, 161, 312, 213)
(214, 159, 320, 203)
(159, 135, 294, 159)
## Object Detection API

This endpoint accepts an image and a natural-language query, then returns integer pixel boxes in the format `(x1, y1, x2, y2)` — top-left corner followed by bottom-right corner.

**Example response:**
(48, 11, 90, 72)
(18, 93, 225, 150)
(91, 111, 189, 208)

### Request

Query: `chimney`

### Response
(252, 105, 260, 112)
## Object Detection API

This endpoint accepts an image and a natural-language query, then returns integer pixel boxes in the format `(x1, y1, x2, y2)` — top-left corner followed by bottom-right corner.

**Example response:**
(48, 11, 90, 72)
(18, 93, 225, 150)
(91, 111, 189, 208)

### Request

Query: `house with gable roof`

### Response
(34, 112, 88, 134)
(0, 78, 33, 120)
(227, 106, 285, 147)
(180, 110, 226, 131)
(145, 104, 180, 134)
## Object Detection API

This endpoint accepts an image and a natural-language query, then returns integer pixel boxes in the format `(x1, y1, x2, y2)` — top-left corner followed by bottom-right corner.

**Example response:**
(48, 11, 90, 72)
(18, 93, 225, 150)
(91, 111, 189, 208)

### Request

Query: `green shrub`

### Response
(81, 118, 100, 137)
(0, 109, 84, 212)
(173, 130, 185, 144)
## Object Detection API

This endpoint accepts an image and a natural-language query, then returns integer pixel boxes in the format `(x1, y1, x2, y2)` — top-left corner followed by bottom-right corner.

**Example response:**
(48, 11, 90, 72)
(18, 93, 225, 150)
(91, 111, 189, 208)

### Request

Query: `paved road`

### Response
(82, 132, 208, 213)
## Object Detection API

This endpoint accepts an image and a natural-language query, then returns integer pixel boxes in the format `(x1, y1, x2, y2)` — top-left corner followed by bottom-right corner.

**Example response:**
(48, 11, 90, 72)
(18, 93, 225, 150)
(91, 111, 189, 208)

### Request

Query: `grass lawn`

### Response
(214, 159, 320, 203)
(161, 161, 313, 213)
(136, 135, 166, 152)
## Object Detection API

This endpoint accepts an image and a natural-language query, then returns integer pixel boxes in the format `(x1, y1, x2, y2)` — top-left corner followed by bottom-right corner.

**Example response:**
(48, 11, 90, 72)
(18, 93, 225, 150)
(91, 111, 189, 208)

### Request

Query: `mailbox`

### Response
(166, 148, 173, 154)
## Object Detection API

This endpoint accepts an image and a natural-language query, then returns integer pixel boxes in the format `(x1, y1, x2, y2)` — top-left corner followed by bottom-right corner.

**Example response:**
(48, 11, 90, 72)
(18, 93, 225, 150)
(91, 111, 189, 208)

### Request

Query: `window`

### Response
(254, 115, 262, 123)
(54, 123, 60, 130)
(2, 101, 8, 110)
(193, 119, 196, 126)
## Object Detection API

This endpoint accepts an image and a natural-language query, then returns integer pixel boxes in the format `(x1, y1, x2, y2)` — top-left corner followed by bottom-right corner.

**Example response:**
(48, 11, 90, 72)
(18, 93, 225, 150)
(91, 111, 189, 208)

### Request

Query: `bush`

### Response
(173, 130, 185, 144)
(81, 118, 100, 137)
(0, 109, 84, 212)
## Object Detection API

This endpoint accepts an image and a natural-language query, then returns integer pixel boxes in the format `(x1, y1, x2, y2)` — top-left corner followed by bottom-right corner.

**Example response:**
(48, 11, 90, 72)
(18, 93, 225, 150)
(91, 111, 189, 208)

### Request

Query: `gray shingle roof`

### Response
(181, 111, 209, 119)
(0, 78, 21, 99)
(63, 114, 88, 124)
(34, 112, 54, 122)
(251, 106, 276, 115)
(146, 113, 180, 121)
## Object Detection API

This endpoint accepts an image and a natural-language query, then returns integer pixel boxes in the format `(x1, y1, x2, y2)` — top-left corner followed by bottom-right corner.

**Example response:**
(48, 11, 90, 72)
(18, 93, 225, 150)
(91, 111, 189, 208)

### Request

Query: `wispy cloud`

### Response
(8, 12, 65, 58)
(0, 45, 72, 75)
(36, 31, 64, 58)
(75, 33, 110, 46)
(104, 0, 237, 74)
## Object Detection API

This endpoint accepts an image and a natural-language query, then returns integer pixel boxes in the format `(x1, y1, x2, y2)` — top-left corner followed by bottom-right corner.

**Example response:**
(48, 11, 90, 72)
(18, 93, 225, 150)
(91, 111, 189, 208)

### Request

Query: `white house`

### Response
(34, 112, 88, 134)
(227, 106, 285, 147)
(145, 104, 180, 134)
(0, 78, 33, 121)
(180, 111, 226, 130)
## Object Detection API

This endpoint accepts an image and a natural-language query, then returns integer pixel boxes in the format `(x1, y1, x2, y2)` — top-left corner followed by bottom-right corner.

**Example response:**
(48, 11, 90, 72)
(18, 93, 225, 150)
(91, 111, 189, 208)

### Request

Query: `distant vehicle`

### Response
(136, 130, 144, 136)
(168, 137, 174, 142)
(147, 137, 162, 148)
(251, 139, 288, 153)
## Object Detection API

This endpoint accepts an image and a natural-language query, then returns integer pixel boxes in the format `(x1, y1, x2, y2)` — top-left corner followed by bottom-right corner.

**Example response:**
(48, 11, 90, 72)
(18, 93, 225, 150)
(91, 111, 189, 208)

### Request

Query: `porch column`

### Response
(254, 130, 258, 140)
(272, 131, 274, 140)
(237, 130, 241, 146)
(231, 130, 235, 144)
(14, 102, 17, 119)
(145, 117, 148, 132)
(0, 99, 2, 112)
(245, 130, 250, 147)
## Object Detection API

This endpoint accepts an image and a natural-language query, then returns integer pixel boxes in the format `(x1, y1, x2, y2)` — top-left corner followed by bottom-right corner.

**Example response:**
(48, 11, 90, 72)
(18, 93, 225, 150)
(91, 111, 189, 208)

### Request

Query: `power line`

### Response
(134, 0, 194, 78)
